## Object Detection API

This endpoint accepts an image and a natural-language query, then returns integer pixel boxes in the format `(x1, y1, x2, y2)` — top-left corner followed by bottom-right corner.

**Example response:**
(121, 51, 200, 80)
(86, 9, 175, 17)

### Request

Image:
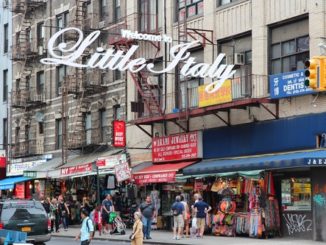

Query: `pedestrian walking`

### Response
(92, 205, 102, 236)
(130, 212, 143, 245)
(180, 194, 190, 237)
(139, 195, 155, 240)
(58, 195, 70, 231)
(75, 209, 94, 245)
(193, 195, 212, 238)
(171, 195, 185, 240)
(101, 194, 114, 234)
(52, 198, 60, 232)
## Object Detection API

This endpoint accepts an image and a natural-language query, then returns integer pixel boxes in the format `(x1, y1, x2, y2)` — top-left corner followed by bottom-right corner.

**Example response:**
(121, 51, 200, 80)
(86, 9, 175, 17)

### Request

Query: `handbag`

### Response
(129, 233, 134, 240)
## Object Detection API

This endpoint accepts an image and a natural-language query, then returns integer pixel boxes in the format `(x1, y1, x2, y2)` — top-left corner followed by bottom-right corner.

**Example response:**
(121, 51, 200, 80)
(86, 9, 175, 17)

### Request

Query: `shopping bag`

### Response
(192, 217, 197, 228)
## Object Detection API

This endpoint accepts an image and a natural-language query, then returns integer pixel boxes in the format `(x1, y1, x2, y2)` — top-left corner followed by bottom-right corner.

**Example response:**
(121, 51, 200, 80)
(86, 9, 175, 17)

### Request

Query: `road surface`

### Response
(47, 237, 142, 245)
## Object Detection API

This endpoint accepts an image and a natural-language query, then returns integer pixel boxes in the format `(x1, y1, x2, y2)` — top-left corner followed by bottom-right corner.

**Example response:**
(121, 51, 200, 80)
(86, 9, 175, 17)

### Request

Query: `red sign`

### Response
(0, 157, 6, 168)
(60, 163, 93, 177)
(15, 183, 25, 199)
(112, 120, 126, 147)
(114, 161, 132, 182)
(134, 171, 176, 185)
(152, 131, 203, 163)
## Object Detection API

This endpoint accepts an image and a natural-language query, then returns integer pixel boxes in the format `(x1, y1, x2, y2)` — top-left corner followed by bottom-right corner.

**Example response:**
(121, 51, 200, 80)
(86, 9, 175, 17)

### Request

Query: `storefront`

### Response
(5, 154, 52, 199)
(132, 131, 202, 230)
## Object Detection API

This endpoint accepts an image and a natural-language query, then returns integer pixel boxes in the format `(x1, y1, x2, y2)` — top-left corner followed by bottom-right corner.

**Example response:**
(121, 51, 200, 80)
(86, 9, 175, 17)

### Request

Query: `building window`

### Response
(56, 65, 66, 95)
(177, 0, 203, 22)
(140, 0, 161, 32)
(36, 71, 45, 94)
(114, 70, 121, 80)
(217, 0, 239, 7)
(3, 118, 7, 149)
(3, 70, 8, 102)
(4, 24, 8, 53)
(281, 178, 311, 211)
(114, 0, 121, 22)
(99, 109, 107, 142)
(56, 119, 62, 149)
(271, 36, 309, 74)
(85, 113, 92, 144)
(99, 0, 107, 20)
(113, 104, 122, 120)
(37, 22, 45, 48)
(38, 122, 44, 135)
(56, 12, 68, 42)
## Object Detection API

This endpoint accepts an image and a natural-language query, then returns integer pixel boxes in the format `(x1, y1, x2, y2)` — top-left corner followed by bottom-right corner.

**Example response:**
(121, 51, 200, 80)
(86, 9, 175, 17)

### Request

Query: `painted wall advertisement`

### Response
(152, 131, 203, 163)
(198, 79, 232, 107)
(269, 70, 315, 99)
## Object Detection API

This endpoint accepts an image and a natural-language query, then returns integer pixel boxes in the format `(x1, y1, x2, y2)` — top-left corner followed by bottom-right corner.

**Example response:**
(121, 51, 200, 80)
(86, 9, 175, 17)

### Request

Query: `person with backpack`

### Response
(58, 195, 70, 231)
(75, 209, 94, 245)
(171, 195, 185, 240)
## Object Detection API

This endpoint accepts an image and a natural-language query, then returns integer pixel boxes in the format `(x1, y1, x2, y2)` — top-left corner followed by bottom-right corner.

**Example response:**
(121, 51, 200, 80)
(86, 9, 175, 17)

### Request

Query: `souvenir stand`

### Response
(212, 172, 280, 238)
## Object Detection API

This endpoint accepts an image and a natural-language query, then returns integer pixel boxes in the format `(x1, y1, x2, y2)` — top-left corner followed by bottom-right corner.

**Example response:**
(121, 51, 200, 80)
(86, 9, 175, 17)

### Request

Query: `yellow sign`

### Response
(198, 79, 232, 107)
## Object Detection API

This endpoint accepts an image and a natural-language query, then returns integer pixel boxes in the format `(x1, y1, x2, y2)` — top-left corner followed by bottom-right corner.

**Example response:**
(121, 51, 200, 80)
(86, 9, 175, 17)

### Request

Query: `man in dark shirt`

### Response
(171, 195, 185, 240)
(139, 195, 155, 239)
(194, 195, 211, 238)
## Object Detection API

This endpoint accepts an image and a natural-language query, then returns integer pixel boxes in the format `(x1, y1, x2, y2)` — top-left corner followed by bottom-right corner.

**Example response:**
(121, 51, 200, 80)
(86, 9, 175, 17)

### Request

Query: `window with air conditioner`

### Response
(56, 65, 66, 96)
(37, 22, 45, 51)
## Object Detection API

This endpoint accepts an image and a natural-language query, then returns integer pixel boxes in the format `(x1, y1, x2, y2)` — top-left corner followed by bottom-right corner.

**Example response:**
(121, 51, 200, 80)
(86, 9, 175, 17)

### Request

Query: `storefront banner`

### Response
(114, 161, 132, 182)
(0, 157, 6, 168)
(198, 79, 232, 107)
(194, 180, 204, 191)
(134, 171, 176, 185)
(7, 160, 47, 177)
(60, 163, 93, 177)
(112, 120, 126, 147)
(269, 70, 315, 99)
(96, 154, 127, 169)
(305, 158, 326, 165)
(15, 183, 25, 199)
(152, 131, 203, 163)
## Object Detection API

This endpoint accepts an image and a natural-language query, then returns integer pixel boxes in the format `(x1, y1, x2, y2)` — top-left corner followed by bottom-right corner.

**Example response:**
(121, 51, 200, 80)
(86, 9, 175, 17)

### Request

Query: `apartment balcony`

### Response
(12, 140, 37, 158)
(67, 131, 86, 150)
(11, 0, 46, 14)
(131, 74, 276, 128)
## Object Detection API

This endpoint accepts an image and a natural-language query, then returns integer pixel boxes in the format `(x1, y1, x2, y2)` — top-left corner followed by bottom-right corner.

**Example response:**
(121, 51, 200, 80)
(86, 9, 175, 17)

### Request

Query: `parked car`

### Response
(0, 199, 51, 244)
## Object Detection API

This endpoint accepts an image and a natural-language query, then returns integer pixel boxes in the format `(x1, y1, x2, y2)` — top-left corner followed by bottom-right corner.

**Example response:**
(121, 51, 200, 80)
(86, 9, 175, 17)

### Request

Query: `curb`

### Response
(52, 234, 189, 245)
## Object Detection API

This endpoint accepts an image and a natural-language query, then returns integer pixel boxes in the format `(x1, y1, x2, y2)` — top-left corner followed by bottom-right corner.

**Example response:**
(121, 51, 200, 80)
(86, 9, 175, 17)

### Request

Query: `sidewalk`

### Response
(52, 227, 324, 245)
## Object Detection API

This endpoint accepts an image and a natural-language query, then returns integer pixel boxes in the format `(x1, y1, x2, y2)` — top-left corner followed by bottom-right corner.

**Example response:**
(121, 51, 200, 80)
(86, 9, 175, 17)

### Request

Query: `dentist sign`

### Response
(40, 28, 236, 93)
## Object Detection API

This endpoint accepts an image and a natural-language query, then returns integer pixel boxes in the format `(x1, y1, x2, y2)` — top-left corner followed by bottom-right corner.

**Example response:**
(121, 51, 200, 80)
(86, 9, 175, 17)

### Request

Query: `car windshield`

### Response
(2, 201, 47, 221)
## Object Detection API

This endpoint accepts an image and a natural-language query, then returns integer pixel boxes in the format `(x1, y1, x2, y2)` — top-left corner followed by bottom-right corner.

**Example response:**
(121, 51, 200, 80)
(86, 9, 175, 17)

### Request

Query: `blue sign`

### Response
(269, 70, 315, 99)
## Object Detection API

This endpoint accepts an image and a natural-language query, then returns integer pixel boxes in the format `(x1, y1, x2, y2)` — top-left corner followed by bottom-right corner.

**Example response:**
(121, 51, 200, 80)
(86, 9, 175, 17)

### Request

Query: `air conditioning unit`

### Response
(234, 53, 245, 65)
(147, 76, 159, 85)
(38, 46, 44, 55)
(98, 21, 105, 29)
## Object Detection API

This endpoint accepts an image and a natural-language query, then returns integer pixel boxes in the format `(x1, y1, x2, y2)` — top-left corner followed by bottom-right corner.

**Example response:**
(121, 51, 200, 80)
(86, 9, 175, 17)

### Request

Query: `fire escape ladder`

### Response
(130, 71, 163, 117)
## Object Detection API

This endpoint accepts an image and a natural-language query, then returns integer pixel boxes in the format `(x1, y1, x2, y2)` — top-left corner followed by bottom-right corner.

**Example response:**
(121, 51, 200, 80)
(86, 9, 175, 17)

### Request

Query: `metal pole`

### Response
(96, 165, 100, 205)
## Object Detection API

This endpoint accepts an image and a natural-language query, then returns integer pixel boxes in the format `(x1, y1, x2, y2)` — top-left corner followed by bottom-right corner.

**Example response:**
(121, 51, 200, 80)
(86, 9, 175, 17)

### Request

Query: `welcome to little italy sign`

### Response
(40, 28, 236, 93)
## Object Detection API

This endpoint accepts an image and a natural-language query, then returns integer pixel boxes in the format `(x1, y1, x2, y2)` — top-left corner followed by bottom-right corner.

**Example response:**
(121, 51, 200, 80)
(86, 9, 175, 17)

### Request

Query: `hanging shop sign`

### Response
(269, 70, 315, 99)
(198, 79, 232, 107)
(134, 171, 176, 185)
(96, 154, 127, 169)
(112, 120, 126, 147)
(40, 28, 236, 94)
(152, 131, 203, 163)
(60, 162, 93, 177)
(114, 161, 132, 182)
(7, 159, 47, 177)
